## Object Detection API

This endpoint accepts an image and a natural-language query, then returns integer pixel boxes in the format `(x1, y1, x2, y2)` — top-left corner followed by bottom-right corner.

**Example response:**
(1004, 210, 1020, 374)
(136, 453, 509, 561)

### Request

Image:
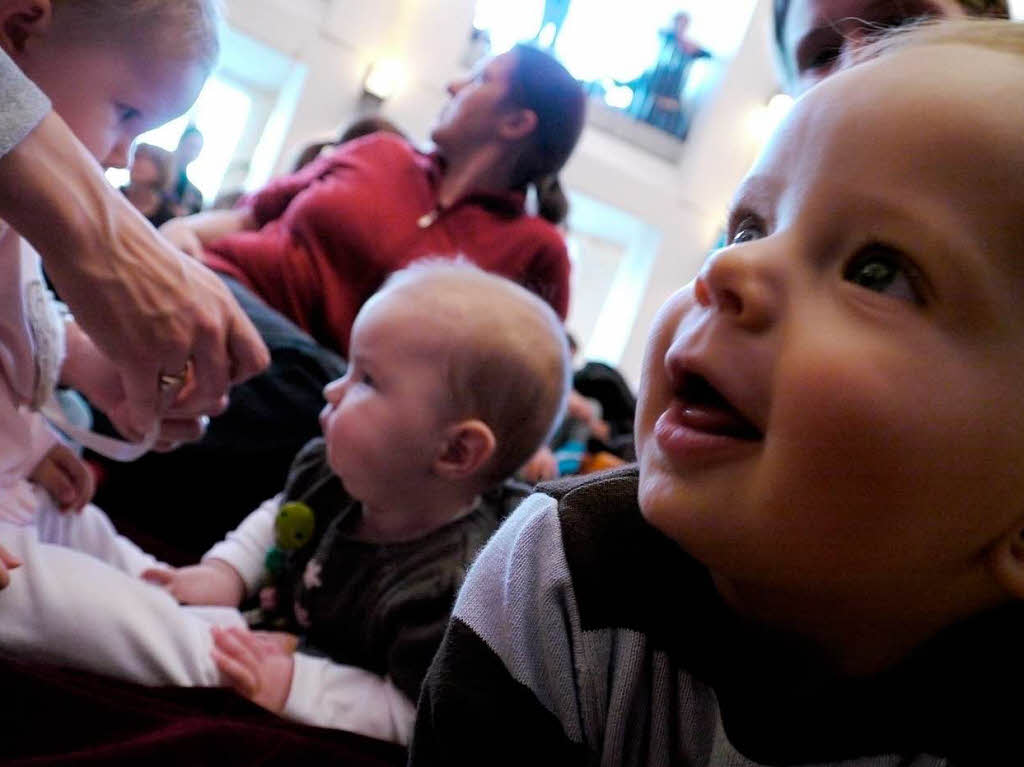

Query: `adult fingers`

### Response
(225, 309, 270, 385)
(119, 364, 171, 439)
(152, 415, 210, 451)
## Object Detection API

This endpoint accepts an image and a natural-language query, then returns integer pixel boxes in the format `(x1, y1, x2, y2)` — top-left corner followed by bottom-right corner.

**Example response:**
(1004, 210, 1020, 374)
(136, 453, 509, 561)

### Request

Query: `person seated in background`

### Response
(409, 20, 1024, 765)
(167, 124, 205, 217)
(517, 333, 634, 483)
(290, 115, 406, 173)
(162, 42, 585, 355)
(121, 143, 178, 228)
(142, 261, 571, 743)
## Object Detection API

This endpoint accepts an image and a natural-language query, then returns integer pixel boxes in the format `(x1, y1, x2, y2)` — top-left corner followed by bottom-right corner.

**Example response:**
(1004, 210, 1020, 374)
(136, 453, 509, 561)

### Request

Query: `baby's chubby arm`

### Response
(143, 493, 284, 605)
(142, 558, 245, 606)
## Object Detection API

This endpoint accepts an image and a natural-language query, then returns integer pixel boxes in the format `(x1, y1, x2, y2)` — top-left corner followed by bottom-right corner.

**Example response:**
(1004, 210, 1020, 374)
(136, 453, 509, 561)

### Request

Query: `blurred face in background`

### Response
(431, 50, 519, 155)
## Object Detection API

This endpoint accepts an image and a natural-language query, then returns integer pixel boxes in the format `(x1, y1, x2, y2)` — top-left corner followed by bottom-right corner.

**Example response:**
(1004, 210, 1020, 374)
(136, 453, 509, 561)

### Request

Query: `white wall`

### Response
(221, 0, 781, 386)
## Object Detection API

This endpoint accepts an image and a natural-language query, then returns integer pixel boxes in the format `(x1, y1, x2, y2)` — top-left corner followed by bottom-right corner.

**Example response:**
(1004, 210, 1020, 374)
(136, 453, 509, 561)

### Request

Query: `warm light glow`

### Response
(364, 58, 404, 101)
(747, 92, 794, 149)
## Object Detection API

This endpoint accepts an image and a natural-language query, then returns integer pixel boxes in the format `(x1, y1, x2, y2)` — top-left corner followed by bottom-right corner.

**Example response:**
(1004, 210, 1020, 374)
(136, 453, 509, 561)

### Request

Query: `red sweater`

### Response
(204, 134, 570, 355)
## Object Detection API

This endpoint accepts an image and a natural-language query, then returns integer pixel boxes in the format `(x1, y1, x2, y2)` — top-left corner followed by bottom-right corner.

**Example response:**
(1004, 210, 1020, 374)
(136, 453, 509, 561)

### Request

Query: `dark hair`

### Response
(130, 143, 174, 190)
(504, 44, 586, 224)
(773, 0, 1011, 68)
(338, 115, 404, 144)
(291, 116, 406, 173)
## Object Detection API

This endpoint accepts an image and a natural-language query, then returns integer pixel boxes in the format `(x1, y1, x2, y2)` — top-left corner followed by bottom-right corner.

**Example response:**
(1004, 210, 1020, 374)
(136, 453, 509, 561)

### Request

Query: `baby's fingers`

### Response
(212, 647, 258, 697)
(141, 567, 175, 586)
(0, 544, 20, 568)
(213, 626, 264, 664)
(0, 544, 21, 589)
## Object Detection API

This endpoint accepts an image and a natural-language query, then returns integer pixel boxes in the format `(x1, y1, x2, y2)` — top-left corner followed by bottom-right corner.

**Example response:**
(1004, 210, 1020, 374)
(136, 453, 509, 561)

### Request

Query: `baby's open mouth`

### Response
(675, 372, 763, 441)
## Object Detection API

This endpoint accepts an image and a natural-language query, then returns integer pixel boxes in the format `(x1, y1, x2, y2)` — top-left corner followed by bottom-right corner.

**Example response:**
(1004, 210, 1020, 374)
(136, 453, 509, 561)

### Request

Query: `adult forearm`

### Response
(0, 110, 119, 273)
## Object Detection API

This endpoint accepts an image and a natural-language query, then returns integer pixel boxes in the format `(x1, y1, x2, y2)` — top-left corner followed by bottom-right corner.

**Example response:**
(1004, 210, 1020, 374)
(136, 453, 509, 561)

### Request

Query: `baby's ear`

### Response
(0, 0, 51, 56)
(434, 419, 496, 481)
(987, 518, 1024, 601)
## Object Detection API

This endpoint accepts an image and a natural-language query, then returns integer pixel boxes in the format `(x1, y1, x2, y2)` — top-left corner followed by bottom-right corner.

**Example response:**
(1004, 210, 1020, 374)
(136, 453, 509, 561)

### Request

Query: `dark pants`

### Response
(91, 277, 346, 564)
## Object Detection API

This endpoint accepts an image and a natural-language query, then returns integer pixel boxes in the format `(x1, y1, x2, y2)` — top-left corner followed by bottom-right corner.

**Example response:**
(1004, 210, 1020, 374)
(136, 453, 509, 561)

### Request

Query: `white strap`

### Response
(40, 396, 158, 462)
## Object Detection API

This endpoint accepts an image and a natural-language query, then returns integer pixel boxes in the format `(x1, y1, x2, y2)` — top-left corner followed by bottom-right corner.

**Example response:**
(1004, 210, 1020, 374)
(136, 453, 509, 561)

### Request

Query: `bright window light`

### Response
(472, 1, 756, 83)
(105, 75, 251, 204)
(472, 0, 544, 53)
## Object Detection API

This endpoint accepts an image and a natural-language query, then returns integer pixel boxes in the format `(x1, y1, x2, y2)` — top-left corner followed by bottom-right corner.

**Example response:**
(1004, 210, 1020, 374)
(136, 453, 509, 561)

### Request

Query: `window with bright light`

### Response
(470, 1, 756, 140)
(106, 74, 252, 203)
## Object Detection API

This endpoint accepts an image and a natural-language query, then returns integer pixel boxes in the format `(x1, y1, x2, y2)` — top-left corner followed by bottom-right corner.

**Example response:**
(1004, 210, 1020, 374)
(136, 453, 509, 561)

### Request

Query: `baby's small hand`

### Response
(0, 543, 22, 590)
(141, 559, 245, 606)
(211, 625, 294, 714)
(29, 443, 95, 512)
(518, 445, 559, 484)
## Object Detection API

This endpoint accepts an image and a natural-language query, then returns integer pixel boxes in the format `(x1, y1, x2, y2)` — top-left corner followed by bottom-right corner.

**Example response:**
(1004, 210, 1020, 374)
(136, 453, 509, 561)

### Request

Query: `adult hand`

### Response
(0, 111, 269, 432)
(62, 320, 225, 448)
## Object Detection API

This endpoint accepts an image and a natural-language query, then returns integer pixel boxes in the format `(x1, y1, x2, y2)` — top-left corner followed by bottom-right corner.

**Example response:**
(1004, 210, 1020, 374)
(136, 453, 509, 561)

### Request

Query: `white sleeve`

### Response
(283, 653, 417, 745)
(0, 48, 50, 157)
(203, 494, 281, 597)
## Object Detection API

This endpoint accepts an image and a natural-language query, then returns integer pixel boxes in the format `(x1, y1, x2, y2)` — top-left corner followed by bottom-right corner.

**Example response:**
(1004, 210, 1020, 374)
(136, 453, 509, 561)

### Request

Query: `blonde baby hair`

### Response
(379, 260, 572, 486)
(852, 17, 1024, 64)
(52, 0, 221, 70)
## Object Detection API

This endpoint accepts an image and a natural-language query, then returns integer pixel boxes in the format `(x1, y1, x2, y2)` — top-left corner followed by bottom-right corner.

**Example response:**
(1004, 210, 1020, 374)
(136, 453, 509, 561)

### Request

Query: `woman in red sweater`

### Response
(163, 43, 585, 356)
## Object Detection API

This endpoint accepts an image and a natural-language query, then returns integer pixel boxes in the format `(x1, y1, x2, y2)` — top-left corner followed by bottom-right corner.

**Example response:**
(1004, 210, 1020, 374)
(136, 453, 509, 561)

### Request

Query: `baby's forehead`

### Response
(752, 44, 1024, 206)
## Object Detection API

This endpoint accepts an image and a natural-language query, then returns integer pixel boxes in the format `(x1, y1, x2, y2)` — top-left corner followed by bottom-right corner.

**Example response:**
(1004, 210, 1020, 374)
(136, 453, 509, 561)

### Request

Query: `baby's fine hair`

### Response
(52, 0, 221, 70)
(852, 17, 1024, 63)
(380, 260, 572, 485)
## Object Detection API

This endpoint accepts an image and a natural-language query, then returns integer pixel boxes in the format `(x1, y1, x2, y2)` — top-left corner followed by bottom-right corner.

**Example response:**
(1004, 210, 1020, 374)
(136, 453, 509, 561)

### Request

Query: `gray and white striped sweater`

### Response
(411, 466, 1022, 767)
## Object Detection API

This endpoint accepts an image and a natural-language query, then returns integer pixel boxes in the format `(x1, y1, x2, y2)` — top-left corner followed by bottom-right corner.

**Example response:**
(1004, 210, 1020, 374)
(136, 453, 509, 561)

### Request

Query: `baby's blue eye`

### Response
(843, 245, 923, 305)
